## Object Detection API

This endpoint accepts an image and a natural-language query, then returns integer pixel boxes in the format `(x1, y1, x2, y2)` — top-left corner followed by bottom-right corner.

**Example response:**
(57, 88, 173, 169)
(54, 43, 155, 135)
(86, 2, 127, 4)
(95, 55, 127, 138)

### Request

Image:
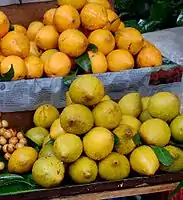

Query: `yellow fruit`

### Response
(42, 135, 52, 147)
(57, 0, 87, 10)
(26, 127, 49, 146)
(137, 46, 163, 68)
(83, 127, 114, 160)
(50, 118, 66, 140)
(115, 27, 144, 55)
(58, 29, 88, 57)
(141, 96, 151, 111)
(8, 147, 38, 174)
(69, 156, 98, 184)
(88, 29, 115, 55)
(27, 21, 44, 41)
(35, 25, 59, 50)
(39, 144, 55, 158)
(0, 11, 10, 38)
(33, 104, 59, 128)
(116, 21, 125, 31)
(118, 92, 142, 117)
(53, 133, 83, 162)
(13, 24, 27, 35)
(66, 91, 74, 106)
(0, 55, 5, 68)
(43, 8, 56, 25)
(120, 115, 141, 131)
(140, 118, 171, 147)
(93, 100, 122, 129)
(170, 115, 183, 142)
(44, 52, 71, 77)
(100, 95, 111, 102)
(113, 124, 137, 155)
(40, 49, 58, 64)
(148, 92, 180, 122)
(87, 0, 111, 9)
(32, 157, 65, 188)
(99, 152, 130, 181)
(60, 104, 94, 135)
(139, 109, 153, 123)
(1, 31, 30, 58)
(143, 40, 155, 48)
(1, 55, 27, 80)
(107, 49, 134, 72)
(54, 5, 80, 33)
(69, 74, 105, 106)
(24, 56, 44, 79)
(130, 145, 159, 176)
(80, 3, 108, 30)
(88, 50, 107, 73)
(107, 9, 120, 32)
(29, 41, 42, 57)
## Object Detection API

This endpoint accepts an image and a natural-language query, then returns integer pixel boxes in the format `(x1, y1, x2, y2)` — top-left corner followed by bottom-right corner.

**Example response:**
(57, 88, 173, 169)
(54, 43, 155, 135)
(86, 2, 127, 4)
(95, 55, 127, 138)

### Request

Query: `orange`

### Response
(116, 21, 125, 31)
(43, 8, 56, 25)
(27, 21, 44, 41)
(143, 40, 155, 48)
(57, 0, 87, 10)
(29, 41, 42, 57)
(13, 24, 27, 35)
(86, 0, 111, 9)
(44, 52, 71, 77)
(106, 49, 134, 72)
(0, 11, 10, 39)
(40, 49, 58, 64)
(107, 9, 120, 32)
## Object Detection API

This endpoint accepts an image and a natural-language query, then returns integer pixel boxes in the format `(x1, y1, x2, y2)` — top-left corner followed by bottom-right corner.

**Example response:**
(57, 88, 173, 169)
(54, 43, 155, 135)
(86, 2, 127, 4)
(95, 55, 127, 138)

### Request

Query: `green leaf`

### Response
(169, 180, 183, 199)
(25, 137, 41, 153)
(133, 132, 142, 146)
(75, 53, 92, 73)
(177, 7, 183, 26)
(63, 69, 78, 87)
(151, 145, 174, 166)
(0, 65, 14, 82)
(87, 43, 98, 53)
(46, 139, 55, 145)
(9, 24, 14, 32)
(114, 134, 120, 146)
(0, 174, 24, 186)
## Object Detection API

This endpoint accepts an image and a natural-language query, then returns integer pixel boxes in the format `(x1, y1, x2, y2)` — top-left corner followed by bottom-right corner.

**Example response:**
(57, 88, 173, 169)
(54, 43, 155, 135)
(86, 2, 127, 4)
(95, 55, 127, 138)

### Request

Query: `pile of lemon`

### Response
(0, 0, 163, 80)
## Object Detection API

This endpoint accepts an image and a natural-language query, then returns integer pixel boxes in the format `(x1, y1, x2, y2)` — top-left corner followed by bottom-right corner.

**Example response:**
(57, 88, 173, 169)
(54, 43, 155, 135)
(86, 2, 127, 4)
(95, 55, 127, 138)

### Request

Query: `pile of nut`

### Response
(0, 119, 27, 160)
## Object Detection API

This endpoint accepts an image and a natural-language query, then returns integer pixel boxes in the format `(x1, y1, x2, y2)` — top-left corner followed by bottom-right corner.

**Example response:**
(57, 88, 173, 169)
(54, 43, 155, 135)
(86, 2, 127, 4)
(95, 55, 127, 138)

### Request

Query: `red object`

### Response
(167, 189, 183, 200)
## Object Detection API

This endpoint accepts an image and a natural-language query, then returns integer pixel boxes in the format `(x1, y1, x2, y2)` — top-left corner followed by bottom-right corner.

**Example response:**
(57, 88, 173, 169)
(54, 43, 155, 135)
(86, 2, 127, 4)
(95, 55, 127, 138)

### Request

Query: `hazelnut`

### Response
(0, 128, 6, 136)
(0, 162, 5, 171)
(17, 132, 24, 139)
(7, 144, 15, 153)
(3, 130, 12, 139)
(0, 136, 7, 145)
(9, 136, 19, 145)
(2, 144, 8, 153)
(2, 120, 8, 128)
(15, 143, 24, 149)
(19, 138, 27, 145)
(4, 152, 11, 160)
(9, 129, 17, 137)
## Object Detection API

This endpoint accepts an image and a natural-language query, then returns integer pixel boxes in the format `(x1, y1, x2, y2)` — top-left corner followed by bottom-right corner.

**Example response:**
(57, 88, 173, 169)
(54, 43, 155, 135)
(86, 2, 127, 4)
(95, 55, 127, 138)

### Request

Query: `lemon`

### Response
(88, 50, 107, 73)
(69, 156, 98, 184)
(39, 144, 55, 158)
(140, 118, 171, 147)
(33, 104, 60, 128)
(87, 0, 111, 9)
(113, 124, 137, 155)
(54, 5, 80, 32)
(120, 115, 141, 131)
(13, 24, 27, 34)
(26, 127, 49, 146)
(53, 133, 83, 163)
(118, 92, 142, 117)
(148, 92, 180, 122)
(139, 109, 153, 123)
(0, 55, 5, 67)
(93, 100, 122, 129)
(107, 9, 120, 32)
(69, 74, 105, 106)
(143, 40, 155, 48)
(27, 21, 44, 41)
(170, 115, 183, 142)
(44, 52, 72, 77)
(29, 41, 42, 57)
(32, 156, 65, 188)
(40, 49, 58, 64)
(8, 147, 38, 174)
(50, 118, 66, 140)
(60, 104, 94, 135)
(0, 11, 10, 38)
(1, 55, 27, 80)
(1, 31, 30, 58)
(100, 95, 111, 102)
(116, 21, 125, 31)
(57, 0, 87, 10)
(83, 127, 114, 160)
(43, 8, 56, 25)
(66, 91, 74, 106)
(141, 96, 151, 111)
(80, 3, 108, 30)
(115, 27, 144, 55)
(130, 145, 159, 176)
(99, 152, 130, 181)
(42, 135, 52, 147)
(58, 29, 88, 57)
(106, 49, 134, 72)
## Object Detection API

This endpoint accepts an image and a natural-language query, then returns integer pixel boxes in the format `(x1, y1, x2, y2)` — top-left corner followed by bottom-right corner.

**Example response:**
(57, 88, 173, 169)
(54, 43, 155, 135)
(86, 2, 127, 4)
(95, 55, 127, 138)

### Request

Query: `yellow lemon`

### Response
(116, 21, 125, 31)
(57, 0, 87, 10)
(107, 9, 120, 32)
(40, 49, 58, 64)
(87, 0, 111, 9)
(27, 21, 44, 41)
(13, 24, 27, 35)
(88, 29, 115, 55)
(29, 41, 42, 57)
(0, 11, 10, 38)
(120, 115, 141, 131)
(44, 52, 71, 77)
(43, 8, 57, 25)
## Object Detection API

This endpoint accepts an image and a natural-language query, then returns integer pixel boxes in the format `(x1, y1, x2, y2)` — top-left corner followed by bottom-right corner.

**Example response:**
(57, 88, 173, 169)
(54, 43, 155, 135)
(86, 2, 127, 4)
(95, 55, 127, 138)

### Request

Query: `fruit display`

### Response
(0, 0, 164, 81)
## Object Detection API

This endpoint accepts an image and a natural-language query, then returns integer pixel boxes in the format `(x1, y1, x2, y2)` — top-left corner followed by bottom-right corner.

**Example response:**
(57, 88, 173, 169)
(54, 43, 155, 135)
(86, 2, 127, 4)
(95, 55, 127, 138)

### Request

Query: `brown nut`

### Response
(7, 144, 15, 153)
(1, 120, 8, 128)
(2, 144, 8, 153)
(0, 128, 6, 136)
(19, 138, 27, 145)
(9, 129, 17, 137)
(0, 162, 5, 171)
(0, 136, 7, 145)
(3, 130, 12, 139)
(9, 136, 19, 145)
(4, 152, 11, 160)
(15, 143, 24, 149)
(17, 132, 24, 139)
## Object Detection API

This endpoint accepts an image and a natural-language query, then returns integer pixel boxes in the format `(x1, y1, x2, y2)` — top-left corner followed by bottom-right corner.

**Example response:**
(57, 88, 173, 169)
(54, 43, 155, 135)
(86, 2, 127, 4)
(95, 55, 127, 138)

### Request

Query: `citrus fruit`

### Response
(1, 31, 30, 58)
(57, 0, 87, 10)
(141, 96, 151, 111)
(54, 5, 80, 32)
(44, 52, 71, 77)
(29, 41, 42, 57)
(0, 55, 5, 67)
(66, 91, 74, 106)
(0, 11, 10, 38)
(13, 24, 27, 34)
(53, 133, 83, 162)
(130, 145, 159, 176)
(39, 144, 55, 158)
(83, 127, 114, 160)
(60, 104, 94, 135)
(99, 152, 130, 181)
(42, 135, 52, 147)
(1, 55, 27, 80)
(143, 40, 155, 48)
(69, 74, 105, 106)
(106, 9, 120, 32)
(115, 27, 144, 55)
(58, 29, 88, 57)
(27, 21, 44, 41)
(33, 104, 59, 128)
(120, 115, 141, 131)
(116, 21, 125, 31)
(87, 0, 111, 9)
(88, 29, 115, 55)
(139, 109, 153, 123)
(8, 147, 38, 174)
(32, 156, 65, 188)
(100, 95, 111, 102)
(25, 56, 44, 79)
(107, 49, 134, 72)
(43, 8, 56, 25)
(88, 50, 107, 73)
(69, 156, 98, 184)
(80, 3, 108, 30)
(40, 49, 58, 64)
(148, 92, 180, 122)
(50, 118, 66, 140)
(170, 115, 183, 142)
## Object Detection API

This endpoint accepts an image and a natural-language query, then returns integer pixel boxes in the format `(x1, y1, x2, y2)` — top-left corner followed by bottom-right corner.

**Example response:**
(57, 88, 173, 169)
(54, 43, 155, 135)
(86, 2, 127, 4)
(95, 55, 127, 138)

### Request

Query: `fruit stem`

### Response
(84, 170, 91, 178)
(112, 160, 119, 166)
